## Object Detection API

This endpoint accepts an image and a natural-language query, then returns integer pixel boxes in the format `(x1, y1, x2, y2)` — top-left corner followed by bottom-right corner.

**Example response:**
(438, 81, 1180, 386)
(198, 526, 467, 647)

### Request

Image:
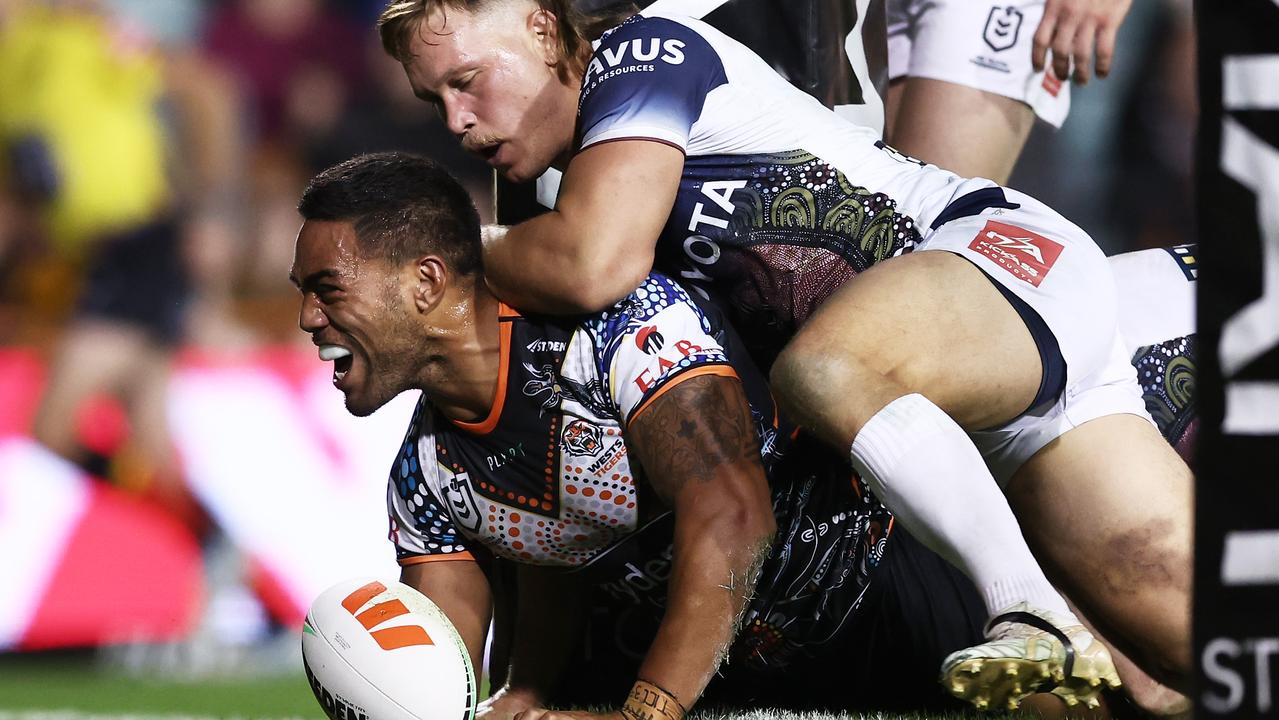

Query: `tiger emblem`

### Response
(562, 419, 604, 457)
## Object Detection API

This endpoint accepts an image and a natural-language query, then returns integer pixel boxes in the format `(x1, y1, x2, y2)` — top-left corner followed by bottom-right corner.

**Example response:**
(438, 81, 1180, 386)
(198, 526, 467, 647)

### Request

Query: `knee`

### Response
(770, 337, 866, 420)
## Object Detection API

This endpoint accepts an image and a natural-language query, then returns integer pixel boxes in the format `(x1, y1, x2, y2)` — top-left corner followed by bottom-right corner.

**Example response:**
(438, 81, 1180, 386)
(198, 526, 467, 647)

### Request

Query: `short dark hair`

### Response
(298, 152, 482, 276)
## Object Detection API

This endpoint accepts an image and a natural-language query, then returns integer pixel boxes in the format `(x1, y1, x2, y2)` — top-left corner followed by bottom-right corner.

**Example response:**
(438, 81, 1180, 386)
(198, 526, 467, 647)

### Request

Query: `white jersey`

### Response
(576, 11, 999, 362)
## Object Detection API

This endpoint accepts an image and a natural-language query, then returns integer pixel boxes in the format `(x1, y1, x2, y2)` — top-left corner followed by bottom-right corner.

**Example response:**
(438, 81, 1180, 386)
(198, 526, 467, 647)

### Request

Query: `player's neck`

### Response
(420, 281, 503, 423)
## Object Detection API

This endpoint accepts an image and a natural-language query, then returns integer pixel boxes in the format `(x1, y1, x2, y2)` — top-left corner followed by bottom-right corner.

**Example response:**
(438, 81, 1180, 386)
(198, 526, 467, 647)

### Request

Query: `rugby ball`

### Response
(302, 577, 477, 720)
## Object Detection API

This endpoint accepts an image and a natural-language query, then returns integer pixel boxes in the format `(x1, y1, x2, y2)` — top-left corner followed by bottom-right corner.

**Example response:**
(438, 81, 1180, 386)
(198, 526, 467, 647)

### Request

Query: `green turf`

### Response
(0, 651, 1011, 720)
(0, 652, 322, 719)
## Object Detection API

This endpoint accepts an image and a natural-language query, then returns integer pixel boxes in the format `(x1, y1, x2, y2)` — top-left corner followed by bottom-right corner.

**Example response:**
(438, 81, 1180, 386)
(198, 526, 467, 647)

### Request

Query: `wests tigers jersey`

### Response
(388, 274, 777, 569)
(386, 274, 891, 667)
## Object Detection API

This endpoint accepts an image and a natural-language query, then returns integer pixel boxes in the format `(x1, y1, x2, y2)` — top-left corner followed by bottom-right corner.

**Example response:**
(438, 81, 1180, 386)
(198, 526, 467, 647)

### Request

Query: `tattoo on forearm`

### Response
(630, 375, 761, 502)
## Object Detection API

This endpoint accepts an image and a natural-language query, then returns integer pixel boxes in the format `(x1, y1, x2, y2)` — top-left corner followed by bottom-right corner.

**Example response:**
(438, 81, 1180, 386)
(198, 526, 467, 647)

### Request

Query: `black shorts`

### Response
(699, 527, 986, 713)
(545, 527, 985, 713)
(75, 219, 189, 345)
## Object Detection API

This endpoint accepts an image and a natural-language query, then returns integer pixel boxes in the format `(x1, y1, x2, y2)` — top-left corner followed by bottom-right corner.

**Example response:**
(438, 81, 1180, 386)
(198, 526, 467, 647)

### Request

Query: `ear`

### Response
(411, 254, 450, 314)
(528, 6, 561, 68)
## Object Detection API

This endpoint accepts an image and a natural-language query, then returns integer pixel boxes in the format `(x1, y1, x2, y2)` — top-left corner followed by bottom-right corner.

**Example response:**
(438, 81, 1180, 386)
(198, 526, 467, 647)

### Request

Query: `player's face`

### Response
(292, 220, 421, 417)
(399, 3, 580, 183)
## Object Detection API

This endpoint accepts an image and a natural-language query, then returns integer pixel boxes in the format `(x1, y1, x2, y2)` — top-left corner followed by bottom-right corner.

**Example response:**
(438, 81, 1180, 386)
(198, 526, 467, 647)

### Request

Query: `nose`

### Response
(298, 293, 329, 334)
(442, 95, 476, 138)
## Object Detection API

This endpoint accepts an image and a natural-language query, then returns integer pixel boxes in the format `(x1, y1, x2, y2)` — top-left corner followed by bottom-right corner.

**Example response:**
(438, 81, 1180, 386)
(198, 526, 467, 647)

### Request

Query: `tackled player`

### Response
(292, 152, 1014, 719)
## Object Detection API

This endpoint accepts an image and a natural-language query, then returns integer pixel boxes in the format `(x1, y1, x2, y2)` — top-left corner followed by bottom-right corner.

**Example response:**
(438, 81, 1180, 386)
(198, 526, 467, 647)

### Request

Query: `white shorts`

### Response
(916, 183, 1154, 484)
(886, 0, 1071, 127)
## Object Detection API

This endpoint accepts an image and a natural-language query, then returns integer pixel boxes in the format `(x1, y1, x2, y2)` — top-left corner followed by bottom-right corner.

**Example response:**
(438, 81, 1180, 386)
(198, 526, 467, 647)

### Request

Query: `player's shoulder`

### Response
(587, 12, 722, 78)
(596, 11, 712, 48)
(583, 273, 709, 336)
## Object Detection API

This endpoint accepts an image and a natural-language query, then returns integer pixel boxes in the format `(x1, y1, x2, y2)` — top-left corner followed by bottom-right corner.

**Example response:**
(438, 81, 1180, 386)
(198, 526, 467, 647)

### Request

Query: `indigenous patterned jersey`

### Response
(387, 274, 891, 667)
(576, 10, 994, 364)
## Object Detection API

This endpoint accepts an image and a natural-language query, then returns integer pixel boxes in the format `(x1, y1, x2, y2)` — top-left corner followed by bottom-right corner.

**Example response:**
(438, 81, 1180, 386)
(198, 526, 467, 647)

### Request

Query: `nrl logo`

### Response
(982, 7, 1023, 52)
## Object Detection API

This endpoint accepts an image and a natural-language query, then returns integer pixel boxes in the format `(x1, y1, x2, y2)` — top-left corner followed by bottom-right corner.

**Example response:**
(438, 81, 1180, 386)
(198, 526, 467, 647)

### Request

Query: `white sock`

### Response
(850, 393, 1072, 619)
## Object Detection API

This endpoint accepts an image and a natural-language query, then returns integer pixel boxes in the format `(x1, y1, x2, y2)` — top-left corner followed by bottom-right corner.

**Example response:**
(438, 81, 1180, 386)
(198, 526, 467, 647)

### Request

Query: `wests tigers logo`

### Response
(562, 419, 605, 457)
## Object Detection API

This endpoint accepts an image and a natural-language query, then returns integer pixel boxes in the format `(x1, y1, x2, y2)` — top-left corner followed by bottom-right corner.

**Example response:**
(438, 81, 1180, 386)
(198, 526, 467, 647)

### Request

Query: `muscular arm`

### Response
(400, 560, 493, 678)
(625, 374, 777, 712)
(482, 564, 589, 719)
(483, 140, 684, 314)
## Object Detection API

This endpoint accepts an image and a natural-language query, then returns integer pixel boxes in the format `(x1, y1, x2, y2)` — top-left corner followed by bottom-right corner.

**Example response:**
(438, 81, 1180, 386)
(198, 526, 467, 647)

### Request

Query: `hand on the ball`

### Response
(514, 709, 625, 720)
(478, 687, 543, 720)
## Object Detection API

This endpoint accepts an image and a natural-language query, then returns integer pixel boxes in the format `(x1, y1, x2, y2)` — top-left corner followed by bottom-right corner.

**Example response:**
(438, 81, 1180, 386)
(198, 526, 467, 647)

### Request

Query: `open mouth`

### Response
(319, 344, 354, 384)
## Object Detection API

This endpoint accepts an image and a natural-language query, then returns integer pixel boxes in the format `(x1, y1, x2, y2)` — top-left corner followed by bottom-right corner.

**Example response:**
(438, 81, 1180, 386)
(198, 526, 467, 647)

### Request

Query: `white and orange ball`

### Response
(302, 578, 477, 720)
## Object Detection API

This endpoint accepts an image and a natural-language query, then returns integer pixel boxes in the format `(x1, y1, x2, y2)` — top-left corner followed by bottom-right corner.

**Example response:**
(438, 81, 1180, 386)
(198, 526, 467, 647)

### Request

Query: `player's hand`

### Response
(478, 686, 543, 720)
(514, 710, 625, 720)
(1032, 0, 1133, 85)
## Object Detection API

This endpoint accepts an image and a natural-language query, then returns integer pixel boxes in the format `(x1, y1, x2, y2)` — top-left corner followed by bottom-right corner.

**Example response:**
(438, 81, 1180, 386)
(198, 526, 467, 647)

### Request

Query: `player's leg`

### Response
(771, 248, 1115, 709)
(886, 78, 1034, 184)
(1007, 413, 1192, 692)
(883, 0, 1069, 184)
(1069, 598, 1191, 718)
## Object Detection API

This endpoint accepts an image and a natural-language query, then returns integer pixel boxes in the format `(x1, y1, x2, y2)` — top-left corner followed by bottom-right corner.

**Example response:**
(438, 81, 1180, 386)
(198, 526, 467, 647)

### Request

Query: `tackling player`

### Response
(376, 0, 1191, 709)
(291, 152, 1015, 719)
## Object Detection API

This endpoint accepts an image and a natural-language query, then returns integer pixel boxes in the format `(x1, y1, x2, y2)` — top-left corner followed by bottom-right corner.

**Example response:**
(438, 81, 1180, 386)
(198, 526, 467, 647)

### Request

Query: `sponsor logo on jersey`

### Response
(636, 326, 665, 354)
(526, 339, 567, 353)
(968, 220, 1064, 287)
(982, 6, 1023, 52)
(679, 180, 746, 298)
(632, 339, 707, 393)
(486, 444, 526, 471)
(598, 546, 674, 607)
(584, 37, 687, 86)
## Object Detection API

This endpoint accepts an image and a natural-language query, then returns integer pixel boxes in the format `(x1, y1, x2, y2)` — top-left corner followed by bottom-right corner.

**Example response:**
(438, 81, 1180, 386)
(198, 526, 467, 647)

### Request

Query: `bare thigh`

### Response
(1007, 413, 1193, 691)
(886, 77, 1035, 184)
(771, 249, 1043, 449)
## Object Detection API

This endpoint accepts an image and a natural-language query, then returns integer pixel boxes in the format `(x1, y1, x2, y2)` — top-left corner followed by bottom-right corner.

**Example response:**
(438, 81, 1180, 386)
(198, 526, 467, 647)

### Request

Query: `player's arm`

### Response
(623, 373, 777, 714)
(482, 139, 683, 315)
(482, 565, 590, 720)
(400, 560, 493, 678)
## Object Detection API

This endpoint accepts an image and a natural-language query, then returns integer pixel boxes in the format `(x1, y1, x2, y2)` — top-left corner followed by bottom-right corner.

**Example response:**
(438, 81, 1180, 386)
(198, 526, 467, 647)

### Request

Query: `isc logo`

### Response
(341, 581, 434, 651)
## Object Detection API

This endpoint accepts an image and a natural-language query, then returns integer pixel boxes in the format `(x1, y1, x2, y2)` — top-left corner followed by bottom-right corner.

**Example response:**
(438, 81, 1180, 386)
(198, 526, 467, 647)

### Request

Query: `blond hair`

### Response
(378, 0, 633, 78)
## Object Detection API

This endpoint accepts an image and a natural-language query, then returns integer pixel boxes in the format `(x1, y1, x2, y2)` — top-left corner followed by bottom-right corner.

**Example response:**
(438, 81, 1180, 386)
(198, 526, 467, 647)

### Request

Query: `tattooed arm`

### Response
(623, 373, 777, 716)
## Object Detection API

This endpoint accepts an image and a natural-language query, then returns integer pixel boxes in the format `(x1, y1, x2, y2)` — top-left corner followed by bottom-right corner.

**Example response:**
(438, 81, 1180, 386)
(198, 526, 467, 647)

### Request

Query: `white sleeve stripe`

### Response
(581, 125, 688, 152)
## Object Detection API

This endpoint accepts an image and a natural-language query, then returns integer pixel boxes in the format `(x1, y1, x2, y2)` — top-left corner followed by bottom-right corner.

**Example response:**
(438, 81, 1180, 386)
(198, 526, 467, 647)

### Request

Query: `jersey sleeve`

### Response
(588, 274, 738, 427)
(577, 16, 728, 152)
(386, 399, 475, 566)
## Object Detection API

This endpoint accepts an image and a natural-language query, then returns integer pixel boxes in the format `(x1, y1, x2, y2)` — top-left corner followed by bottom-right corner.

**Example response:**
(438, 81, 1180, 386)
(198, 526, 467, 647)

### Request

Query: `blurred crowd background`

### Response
(0, 0, 1194, 680)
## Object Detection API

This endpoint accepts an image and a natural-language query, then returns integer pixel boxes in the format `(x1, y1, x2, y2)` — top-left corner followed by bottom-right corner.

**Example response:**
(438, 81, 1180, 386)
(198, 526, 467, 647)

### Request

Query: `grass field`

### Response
(0, 648, 1004, 720)
(0, 649, 322, 720)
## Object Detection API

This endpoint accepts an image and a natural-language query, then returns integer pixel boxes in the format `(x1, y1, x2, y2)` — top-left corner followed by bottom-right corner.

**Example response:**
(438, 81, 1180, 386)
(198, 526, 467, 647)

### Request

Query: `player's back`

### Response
(579, 12, 998, 363)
